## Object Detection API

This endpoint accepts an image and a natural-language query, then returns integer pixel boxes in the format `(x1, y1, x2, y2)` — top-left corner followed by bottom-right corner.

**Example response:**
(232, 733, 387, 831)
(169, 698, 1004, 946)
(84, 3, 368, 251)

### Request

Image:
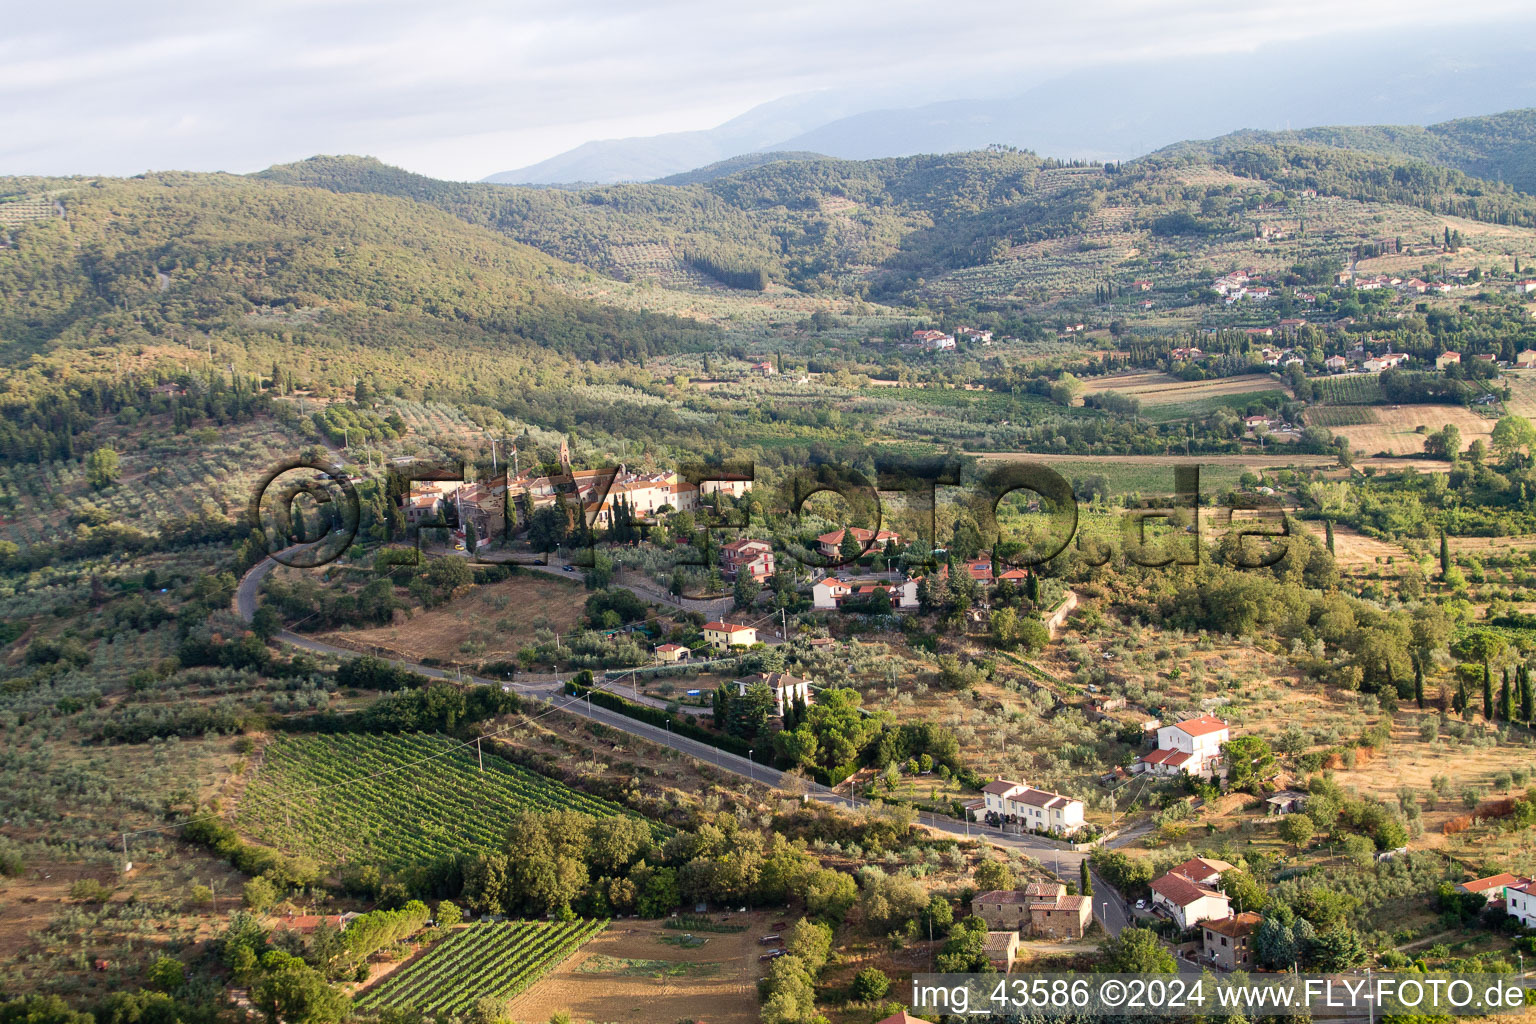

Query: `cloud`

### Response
(0, 0, 1529, 179)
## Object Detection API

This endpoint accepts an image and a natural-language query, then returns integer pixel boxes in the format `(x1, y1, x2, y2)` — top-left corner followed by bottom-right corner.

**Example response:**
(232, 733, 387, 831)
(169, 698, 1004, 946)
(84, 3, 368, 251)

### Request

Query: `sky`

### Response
(1, 0, 1530, 182)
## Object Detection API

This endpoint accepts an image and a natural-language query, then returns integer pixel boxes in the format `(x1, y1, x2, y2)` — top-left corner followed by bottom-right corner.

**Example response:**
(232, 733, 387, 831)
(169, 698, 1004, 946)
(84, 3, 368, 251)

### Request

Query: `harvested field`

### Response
(1076, 372, 1288, 406)
(1332, 404, 1496, 456)
(321, 573, 588, 665)
(1296, 522, 1415, 571)
(1505, 370, 1536, 419)
(507, 915, 769, 1024)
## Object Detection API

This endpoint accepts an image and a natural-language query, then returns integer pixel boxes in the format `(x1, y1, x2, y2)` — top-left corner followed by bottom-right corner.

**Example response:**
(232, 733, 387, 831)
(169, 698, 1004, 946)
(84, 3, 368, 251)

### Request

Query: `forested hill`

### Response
(1157, 108, 1536, 196)
(652, 151, 830, 185)
(0, 170, 717, 379)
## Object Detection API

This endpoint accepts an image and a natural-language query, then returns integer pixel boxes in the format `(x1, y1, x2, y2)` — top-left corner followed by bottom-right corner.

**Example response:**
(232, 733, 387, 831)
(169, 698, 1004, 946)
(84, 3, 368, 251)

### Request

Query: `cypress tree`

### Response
(1502, 668, 1515, 722)
(1484, 662, 1495, 721)
(1440, 533, 1450, 575)
(1454, 678, 1469, 718)
(1081, 860, 1092, 896)
(1522, 664, 1534, 725)
(1325, 520, 1335, 554)
(1414, 660, 1425, 709)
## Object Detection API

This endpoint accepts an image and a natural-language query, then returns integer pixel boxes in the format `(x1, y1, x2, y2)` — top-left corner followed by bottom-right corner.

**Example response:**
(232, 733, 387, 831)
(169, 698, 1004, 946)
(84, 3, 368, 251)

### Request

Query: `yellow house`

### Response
(702, 620, 757, 651)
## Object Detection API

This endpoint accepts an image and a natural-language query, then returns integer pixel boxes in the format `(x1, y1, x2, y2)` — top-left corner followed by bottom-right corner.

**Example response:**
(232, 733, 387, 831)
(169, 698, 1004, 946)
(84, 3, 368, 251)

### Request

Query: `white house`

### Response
(1139, 714, 1229, 778)
(812, 576, 918, 610)
(973, 778, 1085, 835)
(1150, 870, 1232, 929)
(734, 672, 812, 717)
(1505, 880, 1536, 928)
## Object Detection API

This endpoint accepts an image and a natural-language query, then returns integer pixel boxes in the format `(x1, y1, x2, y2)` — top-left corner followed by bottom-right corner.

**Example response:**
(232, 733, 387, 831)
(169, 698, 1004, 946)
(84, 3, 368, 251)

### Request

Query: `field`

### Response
(239, 732, 667, 865)
(1303, 405, 1380, 427)
(321, 573, 590, 665)
(1075, 372, 1288, 407)
(356, 919, 606, 1016)
(1296, 521, 1417, 572)
(1504, 370, 1536, 419)
(1332, 404, 1496, 456)
(507, 914, 769, 1024)
(1313, 375, 1384, 405)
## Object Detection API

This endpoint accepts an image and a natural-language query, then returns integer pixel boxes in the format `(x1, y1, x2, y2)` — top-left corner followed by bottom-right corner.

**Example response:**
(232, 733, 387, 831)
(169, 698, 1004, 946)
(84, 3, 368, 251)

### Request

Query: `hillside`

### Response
(0, 170, 718, 387)
(257, 141, 1536, 319)
(652, 151, 830, 186)
(1156, 109, 1536, 196)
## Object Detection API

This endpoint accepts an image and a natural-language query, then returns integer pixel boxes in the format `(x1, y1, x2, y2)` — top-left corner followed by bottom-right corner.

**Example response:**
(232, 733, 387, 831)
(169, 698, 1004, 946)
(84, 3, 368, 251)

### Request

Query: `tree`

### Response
(1278, 813, 1315, 850)
(1217, 869, 1266, 913)
(733, 571, 759, 611)
(1440, 532, 1451, 576)
(435, 900, 462, 928)
(250, 951, 349, 1024)
(1491, 415, 1536, 463)
(852, 967, 890, 1001)
(243, 876, 279, 913)
(1253, 916, 1298, 970)
(86, 447, 121, 490)
(989, 607, 1019, 649)
(146, 955, 185, 993)
(1080, 860, 1092, 896)
(802, 868, 857, 922)
(973, 859, 1015, 893)
(464, 518, 478, 554)
(1221, 736, 1277, 794)
(838, 529, 864, 564)
(1414, 659, 1425, 709)
(1305, 927, 1367, 971)
(1502, 668, 1515, 722)
(1523, 663, 1534, 724)
(526, 506, 568, 553)
(1099, 927, 1176, 973)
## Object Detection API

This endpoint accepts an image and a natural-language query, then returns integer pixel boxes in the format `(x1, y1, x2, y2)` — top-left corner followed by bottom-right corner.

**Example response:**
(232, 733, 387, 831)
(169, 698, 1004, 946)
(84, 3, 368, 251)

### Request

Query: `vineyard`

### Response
(1313, 375, 1385, 405)
(1303, 405, 1379, 427)
(355, 919, 606, 1016)
(239, 732, 668, 865)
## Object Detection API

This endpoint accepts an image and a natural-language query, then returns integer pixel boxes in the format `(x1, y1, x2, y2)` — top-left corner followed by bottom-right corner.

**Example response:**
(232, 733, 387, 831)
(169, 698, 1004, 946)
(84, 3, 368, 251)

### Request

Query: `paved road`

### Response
(236, 550, 1140, 937)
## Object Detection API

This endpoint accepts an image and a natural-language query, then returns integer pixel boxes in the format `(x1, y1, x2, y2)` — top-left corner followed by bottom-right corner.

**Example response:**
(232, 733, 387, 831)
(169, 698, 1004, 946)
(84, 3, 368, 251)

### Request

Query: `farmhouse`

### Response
(1027, 886, 1092, 940)
(404, 492, 444, 525)
(1459, 872, 1531, 908)
(815, 527, 900, 558)
(701, 621, 757, 651)
(1324, 355, 1347, 371)
(720, 538, 775, 582)
(1436, 351, 1461, 369)
(1150, 869, 1231, 929)
(1518, 350, 1536, 369)
(733, 672, 812, 716)
(1202, 912, 1263, 970)
(751, 360, 776, 376)
(1138, 714, 1228, 778)
(912, 329, 956, 351)
(972, 889, 1032, 931)
(811, 576, 918, 610)
(1519, 280, 1536, 294)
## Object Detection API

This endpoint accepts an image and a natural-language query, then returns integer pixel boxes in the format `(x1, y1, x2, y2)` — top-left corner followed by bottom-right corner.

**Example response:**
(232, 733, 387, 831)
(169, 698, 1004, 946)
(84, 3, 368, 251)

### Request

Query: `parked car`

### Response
(758, 949, 787, 962)
(757, 933, 782, 945)
(563, 565, 575, 572)
(1135, 899, 1146, 910)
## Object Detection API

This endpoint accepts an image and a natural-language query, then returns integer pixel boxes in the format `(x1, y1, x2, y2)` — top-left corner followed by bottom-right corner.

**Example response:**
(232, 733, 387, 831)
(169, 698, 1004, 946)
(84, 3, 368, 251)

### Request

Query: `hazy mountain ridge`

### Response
(484, 29, 1536, 186)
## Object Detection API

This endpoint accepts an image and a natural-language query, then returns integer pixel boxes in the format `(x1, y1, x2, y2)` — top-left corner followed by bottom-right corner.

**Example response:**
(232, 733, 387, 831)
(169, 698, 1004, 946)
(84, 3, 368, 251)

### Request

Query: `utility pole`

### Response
(477, 736, 483, 773)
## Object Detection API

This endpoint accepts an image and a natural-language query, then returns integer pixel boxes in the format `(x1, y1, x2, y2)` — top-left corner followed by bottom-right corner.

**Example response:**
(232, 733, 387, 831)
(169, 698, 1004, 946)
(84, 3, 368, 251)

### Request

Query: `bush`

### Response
(852, 967, 890, 1000)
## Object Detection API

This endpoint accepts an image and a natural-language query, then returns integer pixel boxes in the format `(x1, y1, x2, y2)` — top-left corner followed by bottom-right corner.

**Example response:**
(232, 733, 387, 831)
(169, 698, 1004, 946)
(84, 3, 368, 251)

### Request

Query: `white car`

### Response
(1135, 899, 1146, 910)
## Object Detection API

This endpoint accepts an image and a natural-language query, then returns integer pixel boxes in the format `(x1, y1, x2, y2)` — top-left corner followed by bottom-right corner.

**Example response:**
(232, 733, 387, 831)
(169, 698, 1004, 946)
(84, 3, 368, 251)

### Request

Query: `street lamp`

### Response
(748, 749, 754, 785)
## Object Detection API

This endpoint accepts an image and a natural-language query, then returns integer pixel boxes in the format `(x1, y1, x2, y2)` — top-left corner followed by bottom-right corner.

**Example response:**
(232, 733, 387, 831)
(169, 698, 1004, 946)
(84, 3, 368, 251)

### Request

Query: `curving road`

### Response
(235, 550, 1142, 939)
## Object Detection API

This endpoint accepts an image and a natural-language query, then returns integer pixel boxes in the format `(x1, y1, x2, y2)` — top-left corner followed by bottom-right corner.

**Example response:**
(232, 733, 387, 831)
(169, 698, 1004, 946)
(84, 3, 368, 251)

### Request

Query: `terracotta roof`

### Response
(1140, 748, 1192, 767)
(1150, 871, 1227, 908)
(1053, 894, 1088, 911)
(1171, 714, 1228, 738)
(984, 931, 1018, 953)
(702, 621, 753, 633)
(655, 644, 685, 653)
(983, 779, 1025, 795)
(1204, 911, 1263, 939)
(1461, 872, 1528, 894)
(875, 1012, 935, 1024)
(1013, 788, 1067, 808)
(975, 889, 1030, 906)
(1024, 882, 1066, 898)
(1168, 856, 1233, 882)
